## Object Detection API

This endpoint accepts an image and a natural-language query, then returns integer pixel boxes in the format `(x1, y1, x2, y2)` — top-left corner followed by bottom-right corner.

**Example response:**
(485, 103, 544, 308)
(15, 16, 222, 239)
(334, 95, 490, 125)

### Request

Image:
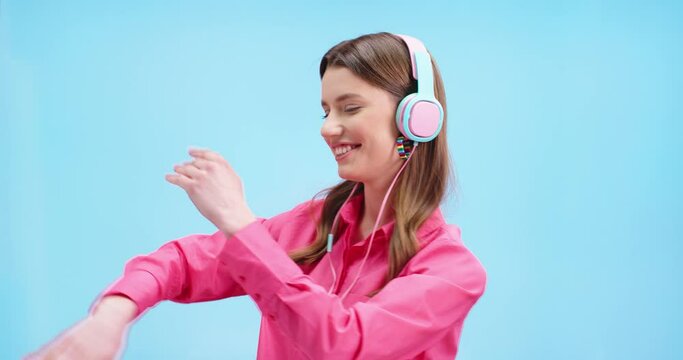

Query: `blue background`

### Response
(2, 0, 681, 359)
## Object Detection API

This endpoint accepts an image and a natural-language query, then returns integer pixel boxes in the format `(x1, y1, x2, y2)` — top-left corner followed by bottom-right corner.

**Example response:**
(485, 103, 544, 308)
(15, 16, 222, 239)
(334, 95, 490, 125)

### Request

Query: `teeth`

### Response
(334, 145, 358, 156)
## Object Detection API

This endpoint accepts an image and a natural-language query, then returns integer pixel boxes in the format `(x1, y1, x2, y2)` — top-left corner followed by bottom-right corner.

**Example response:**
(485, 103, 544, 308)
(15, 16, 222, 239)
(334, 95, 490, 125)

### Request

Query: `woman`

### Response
(27, 32, 487, 359)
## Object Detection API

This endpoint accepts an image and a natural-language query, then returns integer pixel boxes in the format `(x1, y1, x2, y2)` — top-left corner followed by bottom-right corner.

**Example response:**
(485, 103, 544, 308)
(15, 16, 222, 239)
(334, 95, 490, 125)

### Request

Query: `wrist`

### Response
(221, 214, 257, 237)
(92, 295, 138, 326)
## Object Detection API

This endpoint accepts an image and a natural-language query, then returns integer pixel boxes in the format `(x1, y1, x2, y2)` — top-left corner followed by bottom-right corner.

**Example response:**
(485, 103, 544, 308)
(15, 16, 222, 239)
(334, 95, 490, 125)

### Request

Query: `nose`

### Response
(320, 114, 342, 141)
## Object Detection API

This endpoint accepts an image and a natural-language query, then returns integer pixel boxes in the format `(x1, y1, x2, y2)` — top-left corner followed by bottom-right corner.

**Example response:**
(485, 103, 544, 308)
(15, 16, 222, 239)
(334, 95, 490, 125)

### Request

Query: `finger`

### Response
(189, 148, 229, 166)
(185, 160, 202, 170)
(190, 158, 220, 172)
(188, 147, 213, 159)
(165, 173, 193, 190)
(207, 153, 234, 172)
(173, 162, 203, 179)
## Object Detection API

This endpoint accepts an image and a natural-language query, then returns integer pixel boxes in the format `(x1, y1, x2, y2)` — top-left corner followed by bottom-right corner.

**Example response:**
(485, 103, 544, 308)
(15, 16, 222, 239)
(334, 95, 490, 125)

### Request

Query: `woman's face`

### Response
(320, 66, 403, 186)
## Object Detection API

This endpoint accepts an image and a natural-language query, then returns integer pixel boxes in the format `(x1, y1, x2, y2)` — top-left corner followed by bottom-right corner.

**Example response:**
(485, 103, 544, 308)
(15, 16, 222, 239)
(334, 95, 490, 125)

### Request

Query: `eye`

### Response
(321, 106, 360, 120)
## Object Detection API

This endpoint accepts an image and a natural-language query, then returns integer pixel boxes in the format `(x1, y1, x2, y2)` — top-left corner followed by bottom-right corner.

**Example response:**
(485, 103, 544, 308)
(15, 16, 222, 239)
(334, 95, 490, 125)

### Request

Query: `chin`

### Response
(338, 168, 362, 183)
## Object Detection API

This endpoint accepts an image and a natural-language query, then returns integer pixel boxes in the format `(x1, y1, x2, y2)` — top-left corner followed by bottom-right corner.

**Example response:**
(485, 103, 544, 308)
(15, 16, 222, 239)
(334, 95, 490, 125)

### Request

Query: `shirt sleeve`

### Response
(90, 201, 313, 319)
(224, 219, 488, 360)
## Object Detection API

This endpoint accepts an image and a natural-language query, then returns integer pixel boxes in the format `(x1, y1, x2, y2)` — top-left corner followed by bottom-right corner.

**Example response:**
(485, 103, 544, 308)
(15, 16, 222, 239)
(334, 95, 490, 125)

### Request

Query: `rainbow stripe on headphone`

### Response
(396, 136, 414, 160)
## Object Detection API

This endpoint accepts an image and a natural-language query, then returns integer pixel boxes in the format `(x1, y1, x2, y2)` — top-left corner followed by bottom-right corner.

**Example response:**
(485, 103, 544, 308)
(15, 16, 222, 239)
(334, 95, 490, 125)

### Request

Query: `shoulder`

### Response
(403, 223, 488, 297)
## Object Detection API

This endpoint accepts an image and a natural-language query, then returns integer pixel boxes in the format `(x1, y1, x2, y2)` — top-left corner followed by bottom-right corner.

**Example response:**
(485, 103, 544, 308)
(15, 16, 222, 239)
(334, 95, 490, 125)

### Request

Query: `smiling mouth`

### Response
(334, 144, 361, 159)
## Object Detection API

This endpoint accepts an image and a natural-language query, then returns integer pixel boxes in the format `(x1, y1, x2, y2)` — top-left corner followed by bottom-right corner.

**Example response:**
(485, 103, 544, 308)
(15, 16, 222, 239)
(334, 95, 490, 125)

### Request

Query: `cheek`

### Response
(357, 119, 395, 145)
(352, 112, 398, 163)
(359, 139, 398, 168)
(367, 129, 400, 150)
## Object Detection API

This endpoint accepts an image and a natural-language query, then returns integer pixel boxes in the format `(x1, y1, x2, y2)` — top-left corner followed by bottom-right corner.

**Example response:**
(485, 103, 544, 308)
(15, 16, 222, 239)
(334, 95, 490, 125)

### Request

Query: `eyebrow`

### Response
(321, 93, 364, 106)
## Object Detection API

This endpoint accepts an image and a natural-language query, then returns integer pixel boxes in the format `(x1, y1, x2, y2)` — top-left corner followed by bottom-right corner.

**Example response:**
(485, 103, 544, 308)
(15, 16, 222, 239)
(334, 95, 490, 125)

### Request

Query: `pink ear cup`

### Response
(409, 101, 441, 138)
(396, 94, 416, 137)
(397, 94, 441, 139)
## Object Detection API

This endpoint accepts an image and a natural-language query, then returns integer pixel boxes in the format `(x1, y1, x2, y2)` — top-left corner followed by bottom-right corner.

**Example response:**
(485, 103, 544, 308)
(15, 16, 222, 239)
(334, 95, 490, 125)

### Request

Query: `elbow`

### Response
(324, 314, 363, 359)
(470, 258, 488, 299)
(462, 249, 487, 299)
(297, 310, 365, 360)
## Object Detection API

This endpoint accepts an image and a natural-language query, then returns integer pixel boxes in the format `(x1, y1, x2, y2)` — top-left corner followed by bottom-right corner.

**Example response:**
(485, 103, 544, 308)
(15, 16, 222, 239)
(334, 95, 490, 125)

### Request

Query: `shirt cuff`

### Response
(91, 270, 161, 319)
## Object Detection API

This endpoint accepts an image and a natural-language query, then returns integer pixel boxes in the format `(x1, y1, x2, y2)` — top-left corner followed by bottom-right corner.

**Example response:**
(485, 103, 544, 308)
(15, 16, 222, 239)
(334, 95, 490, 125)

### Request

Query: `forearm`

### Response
(91, 295, 138, 326)
(99, 229, 258, 317)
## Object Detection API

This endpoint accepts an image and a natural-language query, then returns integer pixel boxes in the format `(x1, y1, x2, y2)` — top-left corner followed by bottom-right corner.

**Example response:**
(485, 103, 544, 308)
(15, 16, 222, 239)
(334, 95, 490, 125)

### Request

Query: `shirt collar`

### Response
(337, 192, 446, 246)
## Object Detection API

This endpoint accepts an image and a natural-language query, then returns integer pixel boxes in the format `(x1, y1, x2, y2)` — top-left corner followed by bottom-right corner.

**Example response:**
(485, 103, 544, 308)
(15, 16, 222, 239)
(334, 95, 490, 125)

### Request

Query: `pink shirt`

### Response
(95, 193, 487, 359)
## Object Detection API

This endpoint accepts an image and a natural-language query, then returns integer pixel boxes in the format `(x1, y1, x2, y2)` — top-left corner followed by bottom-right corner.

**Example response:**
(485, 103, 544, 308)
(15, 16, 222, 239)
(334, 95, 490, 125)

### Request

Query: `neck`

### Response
(358, 179, 395, 240)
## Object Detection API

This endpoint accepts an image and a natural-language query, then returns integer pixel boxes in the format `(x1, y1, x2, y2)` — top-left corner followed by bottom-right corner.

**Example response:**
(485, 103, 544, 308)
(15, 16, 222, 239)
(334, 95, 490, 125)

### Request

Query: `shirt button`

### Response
(238, 275, 246, 282)
(253, 293, 261, 301)
(268, 314, 276, 321)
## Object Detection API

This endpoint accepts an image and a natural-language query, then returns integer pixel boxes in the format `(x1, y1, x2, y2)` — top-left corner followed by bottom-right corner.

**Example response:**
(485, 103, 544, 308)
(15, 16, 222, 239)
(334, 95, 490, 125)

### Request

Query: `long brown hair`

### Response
(288, 32, 456, 297)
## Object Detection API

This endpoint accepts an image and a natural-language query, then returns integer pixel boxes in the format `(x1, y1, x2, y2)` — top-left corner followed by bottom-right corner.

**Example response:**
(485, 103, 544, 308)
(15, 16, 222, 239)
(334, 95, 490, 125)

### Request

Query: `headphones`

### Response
(327, 34, 443, 299)
(394, 34, 444, 143)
